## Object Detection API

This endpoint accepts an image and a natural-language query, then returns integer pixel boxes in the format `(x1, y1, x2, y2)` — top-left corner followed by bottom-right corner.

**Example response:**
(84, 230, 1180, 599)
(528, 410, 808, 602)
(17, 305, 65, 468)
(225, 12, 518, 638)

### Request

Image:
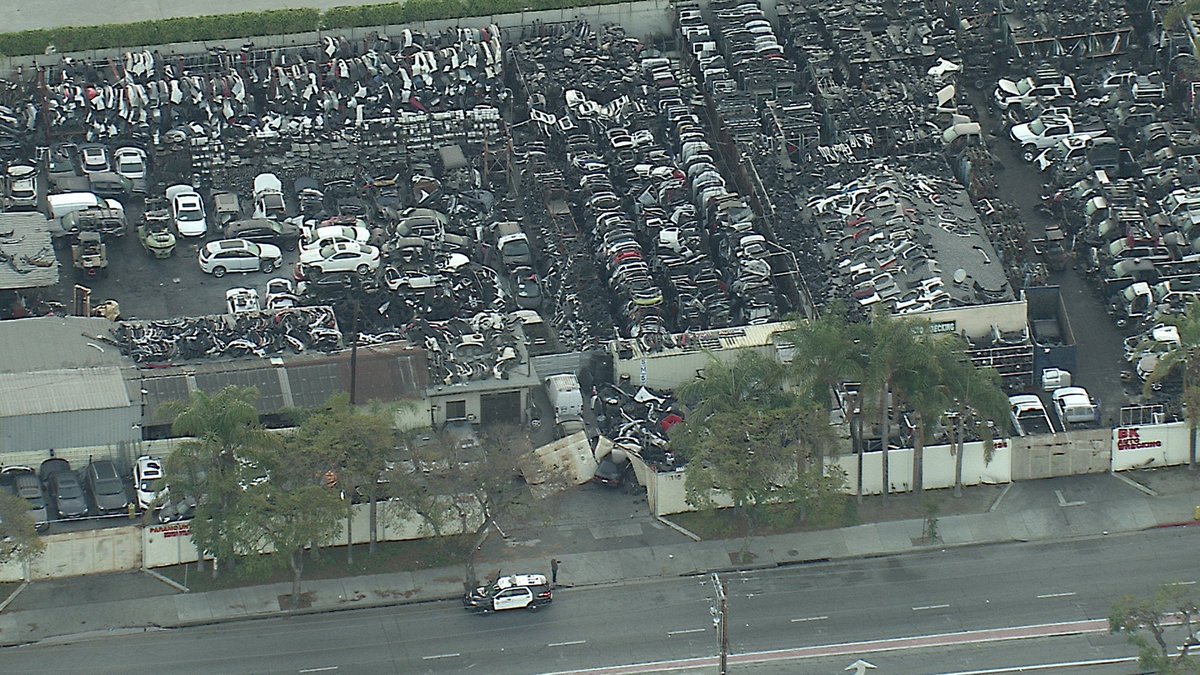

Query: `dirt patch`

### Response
(278, 592, 315, 610)
(728, 550, 758, 565)
(157, 536, 471, 593)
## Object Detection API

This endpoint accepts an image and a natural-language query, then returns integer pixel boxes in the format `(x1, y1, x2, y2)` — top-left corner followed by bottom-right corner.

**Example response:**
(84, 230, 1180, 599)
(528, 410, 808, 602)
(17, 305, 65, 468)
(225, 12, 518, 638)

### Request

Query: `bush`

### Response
(0, 0, 634, 56)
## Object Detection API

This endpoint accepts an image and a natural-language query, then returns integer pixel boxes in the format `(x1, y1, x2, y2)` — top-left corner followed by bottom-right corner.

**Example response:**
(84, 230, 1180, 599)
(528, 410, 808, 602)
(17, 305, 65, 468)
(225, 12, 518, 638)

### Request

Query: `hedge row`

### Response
(0, 0, 630, 57)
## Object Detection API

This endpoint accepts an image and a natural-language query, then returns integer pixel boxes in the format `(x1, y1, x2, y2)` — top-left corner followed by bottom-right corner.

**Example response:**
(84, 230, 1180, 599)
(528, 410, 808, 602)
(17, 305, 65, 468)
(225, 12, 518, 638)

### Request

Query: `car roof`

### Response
(90, 460, 120, 478)
(495, 574, 548, 589)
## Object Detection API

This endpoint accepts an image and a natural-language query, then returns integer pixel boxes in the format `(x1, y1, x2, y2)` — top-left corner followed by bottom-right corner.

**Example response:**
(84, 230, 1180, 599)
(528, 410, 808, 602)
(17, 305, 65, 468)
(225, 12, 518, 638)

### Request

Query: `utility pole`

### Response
(710, 573, 729, 675)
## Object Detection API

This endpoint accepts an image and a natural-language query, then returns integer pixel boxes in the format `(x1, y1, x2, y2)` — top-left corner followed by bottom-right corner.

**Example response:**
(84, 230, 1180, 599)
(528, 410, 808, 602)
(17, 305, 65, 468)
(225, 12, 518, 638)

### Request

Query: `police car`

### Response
(463, 574, 553, 614)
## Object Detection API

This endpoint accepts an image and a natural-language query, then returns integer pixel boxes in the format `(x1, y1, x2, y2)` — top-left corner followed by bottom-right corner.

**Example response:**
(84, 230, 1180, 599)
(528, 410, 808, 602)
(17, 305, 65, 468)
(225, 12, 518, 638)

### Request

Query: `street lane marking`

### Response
(1036, 592, 1076, 599)
(1054, 489, 1085, 507)
(667, 628, 707, 636)
(421, 653, 460, 660)
(938, 656, 1139, 674)
(1169, 580, 1197, 586)
(790, 616, 829, 623)
(913, 604, 950, 611)
(536, 618, 1131, 674)
(548, 640, 587, 647)
(299, 669, 339, 674)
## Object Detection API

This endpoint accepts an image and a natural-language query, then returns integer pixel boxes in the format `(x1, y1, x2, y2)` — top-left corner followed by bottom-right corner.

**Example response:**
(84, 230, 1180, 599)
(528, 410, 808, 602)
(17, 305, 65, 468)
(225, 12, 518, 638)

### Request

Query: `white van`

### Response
(48, 191, 103, 220)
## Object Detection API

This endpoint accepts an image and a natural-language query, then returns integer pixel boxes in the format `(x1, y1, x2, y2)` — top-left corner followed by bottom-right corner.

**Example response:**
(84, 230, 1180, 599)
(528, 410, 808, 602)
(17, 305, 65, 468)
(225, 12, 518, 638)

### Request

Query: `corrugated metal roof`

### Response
(617, 321, 791, 359)
(0, 212, 58, 289)
(0, 316, 135, 373)
(194, 369, 284, 414)
(0, 367, 131, 417)
(138, 344, 430, 421)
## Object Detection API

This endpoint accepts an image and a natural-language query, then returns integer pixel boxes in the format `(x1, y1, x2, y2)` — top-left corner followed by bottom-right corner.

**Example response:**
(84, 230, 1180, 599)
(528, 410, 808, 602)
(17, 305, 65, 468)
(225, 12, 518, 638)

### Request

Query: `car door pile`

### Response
(109, 305, 340, 363)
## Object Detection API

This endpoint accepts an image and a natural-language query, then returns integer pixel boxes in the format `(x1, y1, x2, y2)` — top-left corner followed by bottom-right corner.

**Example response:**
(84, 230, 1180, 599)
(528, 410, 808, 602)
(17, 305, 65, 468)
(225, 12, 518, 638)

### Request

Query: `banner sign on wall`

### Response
(148, 522, 191, 538)
(1116, 426, 1164, 452)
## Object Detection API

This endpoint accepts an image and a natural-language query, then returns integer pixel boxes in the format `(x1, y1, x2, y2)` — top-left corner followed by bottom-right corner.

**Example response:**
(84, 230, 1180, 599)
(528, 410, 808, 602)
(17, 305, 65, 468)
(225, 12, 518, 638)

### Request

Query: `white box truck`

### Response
(545, 374, 585, 434)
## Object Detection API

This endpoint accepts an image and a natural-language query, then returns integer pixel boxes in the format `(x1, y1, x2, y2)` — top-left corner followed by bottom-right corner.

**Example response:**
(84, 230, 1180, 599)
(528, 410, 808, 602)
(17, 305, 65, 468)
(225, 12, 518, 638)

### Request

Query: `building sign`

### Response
(911, 320, 957, 335)
(149, 521, 192, 538)
(1116, 426, 1163, 451)
(640, 357, 648, 385)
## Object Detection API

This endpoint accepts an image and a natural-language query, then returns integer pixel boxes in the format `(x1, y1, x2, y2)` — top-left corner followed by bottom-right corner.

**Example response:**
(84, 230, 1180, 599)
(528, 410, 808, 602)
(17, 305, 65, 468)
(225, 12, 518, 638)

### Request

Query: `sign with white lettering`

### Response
(149, 521, 191, 538)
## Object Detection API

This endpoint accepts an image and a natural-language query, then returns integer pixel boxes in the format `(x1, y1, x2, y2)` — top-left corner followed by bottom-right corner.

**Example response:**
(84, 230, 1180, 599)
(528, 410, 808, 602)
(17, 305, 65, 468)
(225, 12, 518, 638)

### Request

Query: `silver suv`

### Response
(2, 466, 49, 531)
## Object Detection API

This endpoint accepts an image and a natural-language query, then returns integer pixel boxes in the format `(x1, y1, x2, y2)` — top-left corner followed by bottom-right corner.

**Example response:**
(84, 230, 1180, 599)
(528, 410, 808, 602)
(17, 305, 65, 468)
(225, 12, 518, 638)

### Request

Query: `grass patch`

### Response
(157, 534, 472, 593)
(668, 484, 1001, 540)
(0, 0, 632, 56)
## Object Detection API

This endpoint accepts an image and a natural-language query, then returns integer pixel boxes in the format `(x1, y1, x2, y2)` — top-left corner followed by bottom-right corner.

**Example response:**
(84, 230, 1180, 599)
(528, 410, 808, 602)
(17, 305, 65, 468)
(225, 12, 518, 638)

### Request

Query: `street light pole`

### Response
(711, 573, 729, 675)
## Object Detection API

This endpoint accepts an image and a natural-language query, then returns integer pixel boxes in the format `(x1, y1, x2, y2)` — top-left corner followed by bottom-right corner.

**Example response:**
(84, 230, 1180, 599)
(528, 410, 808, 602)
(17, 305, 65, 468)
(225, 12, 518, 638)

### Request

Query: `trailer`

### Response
(1024, 286, 1077, 378)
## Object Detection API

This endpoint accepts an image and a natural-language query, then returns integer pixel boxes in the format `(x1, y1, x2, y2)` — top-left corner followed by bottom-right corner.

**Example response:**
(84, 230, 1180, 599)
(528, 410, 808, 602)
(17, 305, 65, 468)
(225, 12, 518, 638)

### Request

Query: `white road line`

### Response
(667, 628, 707, 636)
(548, 640, 587, 647)
(938, 656, 1139, 674)
(421, 653, 460, 660)
(913, 604, 950, 611)
(298, 668, 339, 674)
(1169, 580, 1197, 586)
(1036, 592, 1076, 599)
(790, 616, 829, 623)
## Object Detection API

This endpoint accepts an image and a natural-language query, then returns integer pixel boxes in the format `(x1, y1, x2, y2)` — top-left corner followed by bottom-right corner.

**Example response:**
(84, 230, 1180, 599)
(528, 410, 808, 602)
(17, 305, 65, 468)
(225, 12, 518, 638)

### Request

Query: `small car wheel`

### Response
(526, 603, 539, 612)
(261, 260, 274, 273)
(357, 264, 370, 275)
(212, 266, 226, 278)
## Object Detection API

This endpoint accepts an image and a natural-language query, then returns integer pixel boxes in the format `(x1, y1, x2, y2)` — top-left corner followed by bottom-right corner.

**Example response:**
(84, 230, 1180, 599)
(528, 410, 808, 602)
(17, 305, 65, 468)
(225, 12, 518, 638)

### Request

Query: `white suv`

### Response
(198, 238, 282, 277)
(994, 75, 1076, 111)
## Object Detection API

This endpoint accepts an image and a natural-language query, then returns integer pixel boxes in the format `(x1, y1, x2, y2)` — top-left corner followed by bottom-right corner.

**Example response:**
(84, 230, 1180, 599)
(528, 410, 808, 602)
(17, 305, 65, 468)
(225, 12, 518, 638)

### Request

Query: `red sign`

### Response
(1117, 427, 1163, 452)
(149, 522, 191, 538)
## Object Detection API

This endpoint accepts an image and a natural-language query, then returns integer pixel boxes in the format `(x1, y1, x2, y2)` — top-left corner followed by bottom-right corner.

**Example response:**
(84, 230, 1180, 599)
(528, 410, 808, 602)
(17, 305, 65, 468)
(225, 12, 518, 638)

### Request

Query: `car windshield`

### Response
(140, 477, 164, 493)
(118, 159, 143, 172)
(1017, 79, 1034, 94)
(57, 480, 82, 499)
(177, 209, 202, 221)
(1029, 119, 1047, 134)
(96, 478, 123, 496)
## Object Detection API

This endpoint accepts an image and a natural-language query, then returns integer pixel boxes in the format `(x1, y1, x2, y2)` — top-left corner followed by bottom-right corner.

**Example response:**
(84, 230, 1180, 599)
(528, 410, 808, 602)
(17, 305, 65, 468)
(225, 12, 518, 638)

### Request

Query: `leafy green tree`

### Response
(234, 440, 345, 607)
(672, 402, 846, 553)
(1111, 583, 1200, 673)
(298, 394, 397, 556)
(164, 386, 277, 577)
(1143, 301, 1200, 468)
(0, 491, 45, 568)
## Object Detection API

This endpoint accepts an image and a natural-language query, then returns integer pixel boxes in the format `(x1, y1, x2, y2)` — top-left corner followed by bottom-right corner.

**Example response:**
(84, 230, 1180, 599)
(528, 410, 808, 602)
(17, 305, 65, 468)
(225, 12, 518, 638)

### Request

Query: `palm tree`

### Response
(934, 344, 1010, 496)
(1143, 301, 1200, 468)
(782, 302, 868, 408)
(902, 334, 1010, 494)
(862, 311, 934, 503)
(676, 349, 790, 418)
(164, 385, 277, 577)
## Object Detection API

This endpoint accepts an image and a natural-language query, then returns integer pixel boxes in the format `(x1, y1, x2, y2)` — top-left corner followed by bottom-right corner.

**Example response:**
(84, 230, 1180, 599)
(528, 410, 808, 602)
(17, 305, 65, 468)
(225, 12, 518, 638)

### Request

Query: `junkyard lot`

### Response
(49, 200, 304, 320)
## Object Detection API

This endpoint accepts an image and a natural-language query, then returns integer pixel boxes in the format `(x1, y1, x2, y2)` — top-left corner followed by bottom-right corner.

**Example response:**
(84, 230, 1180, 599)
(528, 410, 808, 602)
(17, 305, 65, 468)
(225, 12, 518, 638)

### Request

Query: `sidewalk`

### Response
(1, 468, 1198, 648)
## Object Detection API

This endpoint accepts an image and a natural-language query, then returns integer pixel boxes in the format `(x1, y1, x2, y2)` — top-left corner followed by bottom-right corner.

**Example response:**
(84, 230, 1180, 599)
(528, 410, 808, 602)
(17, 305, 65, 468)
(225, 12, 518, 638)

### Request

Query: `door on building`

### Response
(480, 391, 521, 425)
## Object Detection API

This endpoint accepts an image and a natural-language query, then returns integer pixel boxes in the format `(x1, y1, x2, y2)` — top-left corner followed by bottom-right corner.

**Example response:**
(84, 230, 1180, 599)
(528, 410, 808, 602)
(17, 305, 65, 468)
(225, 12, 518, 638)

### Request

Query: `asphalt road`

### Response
(3, 528, 1195, 674)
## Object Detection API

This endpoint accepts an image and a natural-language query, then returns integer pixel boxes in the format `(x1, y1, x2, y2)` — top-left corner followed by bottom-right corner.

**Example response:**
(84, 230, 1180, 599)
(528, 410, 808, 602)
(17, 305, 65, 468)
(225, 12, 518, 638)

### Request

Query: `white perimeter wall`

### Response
(0, 497, 481, 582)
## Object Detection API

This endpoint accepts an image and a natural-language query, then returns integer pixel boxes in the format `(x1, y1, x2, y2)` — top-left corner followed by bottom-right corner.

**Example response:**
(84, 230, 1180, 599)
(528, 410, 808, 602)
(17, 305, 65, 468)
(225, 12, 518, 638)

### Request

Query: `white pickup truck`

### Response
(1010, 115, 1107, 161)
(1051, 387, 1099, 426)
